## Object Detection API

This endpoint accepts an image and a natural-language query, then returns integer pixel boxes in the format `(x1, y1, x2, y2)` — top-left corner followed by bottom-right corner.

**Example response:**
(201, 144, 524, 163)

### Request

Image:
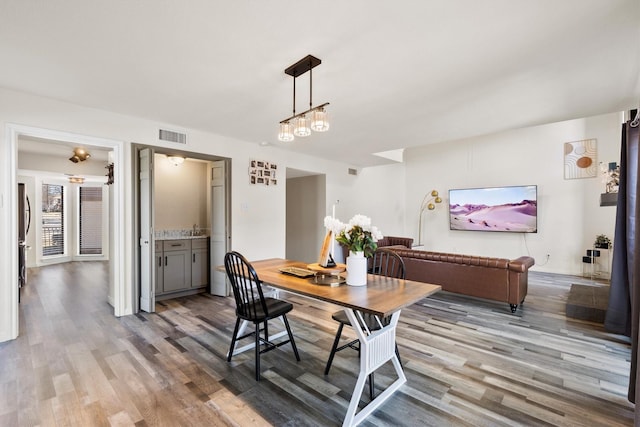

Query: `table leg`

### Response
(342, 309, 405, 427)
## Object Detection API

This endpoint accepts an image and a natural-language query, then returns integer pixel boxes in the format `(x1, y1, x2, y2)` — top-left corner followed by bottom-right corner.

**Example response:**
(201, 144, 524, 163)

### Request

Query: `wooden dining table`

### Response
(247, 258, 442, 427)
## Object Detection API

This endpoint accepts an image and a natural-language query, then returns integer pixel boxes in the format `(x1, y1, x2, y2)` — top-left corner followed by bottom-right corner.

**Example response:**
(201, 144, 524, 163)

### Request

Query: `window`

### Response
(79, 187, 103, 255)
(42, 183, 64, 256)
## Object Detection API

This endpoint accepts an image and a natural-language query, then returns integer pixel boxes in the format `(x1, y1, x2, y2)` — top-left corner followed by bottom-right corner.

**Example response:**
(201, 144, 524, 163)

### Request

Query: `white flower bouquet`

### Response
(324, 214, 383, 258)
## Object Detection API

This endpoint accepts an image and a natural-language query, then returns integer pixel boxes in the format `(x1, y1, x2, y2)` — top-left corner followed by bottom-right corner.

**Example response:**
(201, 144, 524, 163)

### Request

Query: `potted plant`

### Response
(324, 214, 383, 286)
(594, 234, 611, 249)
(333, 215, 382, 258)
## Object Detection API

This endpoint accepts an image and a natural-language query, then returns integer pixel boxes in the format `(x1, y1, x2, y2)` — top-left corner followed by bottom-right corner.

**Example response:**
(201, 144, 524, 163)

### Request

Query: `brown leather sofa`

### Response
(390, 248, 535, 313)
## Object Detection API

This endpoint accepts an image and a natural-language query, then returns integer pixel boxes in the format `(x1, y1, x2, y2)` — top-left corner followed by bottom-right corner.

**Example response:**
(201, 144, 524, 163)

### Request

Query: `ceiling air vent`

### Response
(348, 168, 358, 176)
(159, 129, 187, 144)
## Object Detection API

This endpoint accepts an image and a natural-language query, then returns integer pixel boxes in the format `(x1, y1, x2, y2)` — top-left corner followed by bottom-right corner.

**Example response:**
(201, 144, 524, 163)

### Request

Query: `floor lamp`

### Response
(418, 190, 442, 246)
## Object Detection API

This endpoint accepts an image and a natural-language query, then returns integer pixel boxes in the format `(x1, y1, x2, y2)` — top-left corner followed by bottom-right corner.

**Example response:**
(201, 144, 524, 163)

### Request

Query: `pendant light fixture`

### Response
(278, 55, 330, 142)
(167, 155, 185, 166)
(68, 176, 85, 184)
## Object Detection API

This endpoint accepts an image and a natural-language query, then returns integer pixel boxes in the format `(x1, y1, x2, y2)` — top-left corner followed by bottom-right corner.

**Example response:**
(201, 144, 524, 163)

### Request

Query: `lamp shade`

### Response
(68, 176, 85, 184)
(311, 107, 329, 132)
(278, 121, 294, 142)
(293, 114, 311, 137)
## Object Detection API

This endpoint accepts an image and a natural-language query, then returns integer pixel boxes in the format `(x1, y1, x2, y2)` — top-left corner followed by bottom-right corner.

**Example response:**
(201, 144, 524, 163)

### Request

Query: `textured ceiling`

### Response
(2, 0, 639, 167)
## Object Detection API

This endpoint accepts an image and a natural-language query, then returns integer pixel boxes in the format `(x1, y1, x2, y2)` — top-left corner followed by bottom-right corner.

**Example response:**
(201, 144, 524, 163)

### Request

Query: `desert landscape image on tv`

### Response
(449, 185, 537, 233)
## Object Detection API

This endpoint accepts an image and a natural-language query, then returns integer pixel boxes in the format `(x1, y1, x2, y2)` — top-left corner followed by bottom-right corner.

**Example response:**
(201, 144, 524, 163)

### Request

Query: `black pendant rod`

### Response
(292, 76, 296, 117)
(309, 66, 313, 110)
(281, 55, 328, 124)
(280, 102, 330, 124)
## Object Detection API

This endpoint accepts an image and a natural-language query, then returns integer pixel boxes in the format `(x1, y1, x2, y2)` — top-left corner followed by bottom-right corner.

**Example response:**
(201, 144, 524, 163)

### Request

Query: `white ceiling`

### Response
(2, 1, 639, 167)
(18, 136, 111, 162)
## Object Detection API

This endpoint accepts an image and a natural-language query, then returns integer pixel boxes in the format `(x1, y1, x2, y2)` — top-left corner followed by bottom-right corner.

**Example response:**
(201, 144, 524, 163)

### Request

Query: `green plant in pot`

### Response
(594, 234, 611, 249)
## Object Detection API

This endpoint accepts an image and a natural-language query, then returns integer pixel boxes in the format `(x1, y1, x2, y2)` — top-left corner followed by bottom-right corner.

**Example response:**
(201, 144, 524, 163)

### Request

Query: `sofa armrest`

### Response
(379, 236, 414, 249)
(508, 256, 535, 272)
(508, 256, 534, 307)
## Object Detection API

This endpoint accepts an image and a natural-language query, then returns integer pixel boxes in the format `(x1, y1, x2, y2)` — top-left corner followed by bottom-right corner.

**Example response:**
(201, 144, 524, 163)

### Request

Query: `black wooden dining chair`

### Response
(224, 251, 300, 381)
(324, 248, 405, 398)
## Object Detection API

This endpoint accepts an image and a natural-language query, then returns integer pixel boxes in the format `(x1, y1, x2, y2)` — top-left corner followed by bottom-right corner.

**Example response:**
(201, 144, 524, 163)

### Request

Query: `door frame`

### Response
(4, 123, 127, 340)
(131, 144, 231, 312)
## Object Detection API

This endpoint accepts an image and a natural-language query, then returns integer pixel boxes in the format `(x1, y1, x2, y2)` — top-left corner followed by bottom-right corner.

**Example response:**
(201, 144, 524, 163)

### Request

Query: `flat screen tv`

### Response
(449, 185, 537, 233)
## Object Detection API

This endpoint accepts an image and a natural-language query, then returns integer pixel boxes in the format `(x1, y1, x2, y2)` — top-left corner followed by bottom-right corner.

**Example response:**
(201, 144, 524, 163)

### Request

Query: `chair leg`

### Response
(227, 317, 241, 362)
(255, 322, 261, 381)
(281, 314, 300, 361)
(395, 344, 402, 366)
(264, 320, 269, 341)
(369, 373, 375, 400)
(324, 323, 345, 375)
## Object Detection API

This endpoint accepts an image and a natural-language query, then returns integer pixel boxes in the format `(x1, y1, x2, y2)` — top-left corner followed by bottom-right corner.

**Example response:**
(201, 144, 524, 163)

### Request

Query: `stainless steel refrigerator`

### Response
(18, 183, 31, 297)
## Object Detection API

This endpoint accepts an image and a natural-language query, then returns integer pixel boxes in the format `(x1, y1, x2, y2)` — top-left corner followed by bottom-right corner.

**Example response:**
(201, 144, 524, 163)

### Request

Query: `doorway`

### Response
(4, 124, 127, 341)
(285, 169, 326, 264)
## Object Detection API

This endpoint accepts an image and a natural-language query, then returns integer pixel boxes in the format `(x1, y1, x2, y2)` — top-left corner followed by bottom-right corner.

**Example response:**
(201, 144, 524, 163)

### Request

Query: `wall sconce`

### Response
(105, 163, 114, 185)
(167, 155, 185, 166)
(69, 147, 91, 163)
(418, 189, 442, 246)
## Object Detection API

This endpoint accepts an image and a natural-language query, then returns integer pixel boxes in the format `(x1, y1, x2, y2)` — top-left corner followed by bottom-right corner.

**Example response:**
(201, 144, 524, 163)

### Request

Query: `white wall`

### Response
(18, 150, 109, 176)
(153, 155, 208, 231)
(398, 112, 621, 275)
(345, 163, 406, 237)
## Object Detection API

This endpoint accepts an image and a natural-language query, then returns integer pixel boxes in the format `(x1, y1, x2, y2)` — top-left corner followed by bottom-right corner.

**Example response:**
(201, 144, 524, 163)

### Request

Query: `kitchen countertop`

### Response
(155, 235, 209, 241)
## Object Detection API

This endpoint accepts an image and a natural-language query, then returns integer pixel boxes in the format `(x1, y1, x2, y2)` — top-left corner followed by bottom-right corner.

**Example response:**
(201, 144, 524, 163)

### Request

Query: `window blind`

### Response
(79, 187, 103, 255)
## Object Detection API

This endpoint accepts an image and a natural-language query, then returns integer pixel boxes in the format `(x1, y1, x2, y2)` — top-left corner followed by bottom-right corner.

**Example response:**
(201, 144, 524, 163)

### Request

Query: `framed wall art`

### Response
(249, 159, 277, 186)
(564, 138, 597, 179)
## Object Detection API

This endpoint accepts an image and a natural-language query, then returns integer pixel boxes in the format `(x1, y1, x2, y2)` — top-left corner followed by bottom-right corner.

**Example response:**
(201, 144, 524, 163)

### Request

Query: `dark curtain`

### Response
(604, 121, 640, 408)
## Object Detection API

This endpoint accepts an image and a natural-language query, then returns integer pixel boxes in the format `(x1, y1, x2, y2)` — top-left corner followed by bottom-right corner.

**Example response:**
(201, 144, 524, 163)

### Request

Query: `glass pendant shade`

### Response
(311, 107, 330, 132)
(293, 114, 311, 137)
(278, 121, 294, 142)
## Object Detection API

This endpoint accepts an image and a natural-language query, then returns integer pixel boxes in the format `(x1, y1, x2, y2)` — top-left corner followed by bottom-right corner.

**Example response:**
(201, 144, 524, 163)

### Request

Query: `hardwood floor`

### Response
(0, 261, 634, 426)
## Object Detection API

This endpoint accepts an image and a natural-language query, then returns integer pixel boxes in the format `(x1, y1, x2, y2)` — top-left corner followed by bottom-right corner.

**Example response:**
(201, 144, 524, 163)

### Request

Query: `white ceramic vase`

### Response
(346, 250, 367, 286)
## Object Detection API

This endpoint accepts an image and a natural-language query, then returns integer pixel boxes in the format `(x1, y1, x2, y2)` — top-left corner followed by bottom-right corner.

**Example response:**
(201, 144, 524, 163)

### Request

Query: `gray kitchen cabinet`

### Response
(191, 238, 209, 288)
(155, 241, 164, 294)
(155, 237, 209, 298)
(162, 239, 192, 293)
